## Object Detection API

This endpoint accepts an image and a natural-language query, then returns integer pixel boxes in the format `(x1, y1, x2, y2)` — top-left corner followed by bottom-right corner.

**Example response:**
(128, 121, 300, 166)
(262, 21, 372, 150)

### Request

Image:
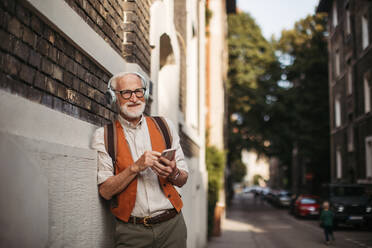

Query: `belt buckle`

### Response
(143, 216, 151, 227)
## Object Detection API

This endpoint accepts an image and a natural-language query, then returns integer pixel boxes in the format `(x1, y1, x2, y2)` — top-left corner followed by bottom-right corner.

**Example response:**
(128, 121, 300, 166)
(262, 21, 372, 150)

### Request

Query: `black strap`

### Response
(106, 122, 118, 207)
(153, 117, 172, 149)
(106, 122, 116, 175)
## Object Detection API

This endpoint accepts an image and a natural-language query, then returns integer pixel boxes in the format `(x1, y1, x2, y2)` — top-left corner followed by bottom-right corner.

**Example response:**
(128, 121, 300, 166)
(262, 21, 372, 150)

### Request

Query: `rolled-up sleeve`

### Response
(165, 118, 189, 174)
(91, 127, 114, 185)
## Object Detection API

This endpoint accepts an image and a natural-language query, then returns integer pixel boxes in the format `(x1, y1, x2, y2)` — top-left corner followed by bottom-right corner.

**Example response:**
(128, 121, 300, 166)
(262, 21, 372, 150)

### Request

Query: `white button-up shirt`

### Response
(91, 115, 188, 217)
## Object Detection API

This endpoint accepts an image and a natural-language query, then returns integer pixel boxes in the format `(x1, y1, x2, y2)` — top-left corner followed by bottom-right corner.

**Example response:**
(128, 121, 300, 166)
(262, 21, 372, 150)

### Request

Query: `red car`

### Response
(294, 195, 320, 217)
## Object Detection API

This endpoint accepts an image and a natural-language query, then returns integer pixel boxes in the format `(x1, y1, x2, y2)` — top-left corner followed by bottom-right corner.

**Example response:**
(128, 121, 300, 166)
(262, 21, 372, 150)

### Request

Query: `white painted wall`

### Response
(208, 0, 227, 151)
(186, 0, 199, 129)
(0, 0, 208, 247)
(150, 0, 181, 118)
(0, 90, 114, 247)
(150, 1, 207, 248)
(158, 65, 179, 124)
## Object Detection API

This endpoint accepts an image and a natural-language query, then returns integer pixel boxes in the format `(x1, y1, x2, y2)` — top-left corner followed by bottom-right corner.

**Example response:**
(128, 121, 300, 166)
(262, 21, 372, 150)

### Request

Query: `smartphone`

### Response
(161, 148, 176, 161)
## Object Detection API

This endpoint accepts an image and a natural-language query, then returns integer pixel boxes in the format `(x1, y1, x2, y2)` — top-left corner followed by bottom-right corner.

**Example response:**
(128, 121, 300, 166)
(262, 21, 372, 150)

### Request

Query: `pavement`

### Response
(207, 193, 372, 248)
(207, 214, 256, 248)
(207, 197, 256, 248)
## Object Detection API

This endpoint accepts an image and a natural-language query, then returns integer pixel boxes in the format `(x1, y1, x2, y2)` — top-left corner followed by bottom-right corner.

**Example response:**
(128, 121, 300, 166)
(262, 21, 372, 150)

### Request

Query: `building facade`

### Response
(318, 0, 372, 188)
(0, 0, 207, 247)
(205, 0, 228, 236)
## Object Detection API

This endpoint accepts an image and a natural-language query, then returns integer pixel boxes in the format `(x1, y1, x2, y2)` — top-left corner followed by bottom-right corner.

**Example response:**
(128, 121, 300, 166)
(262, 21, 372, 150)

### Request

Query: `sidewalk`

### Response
(207, 217, 257, 248)
(207, 198, 258, 248)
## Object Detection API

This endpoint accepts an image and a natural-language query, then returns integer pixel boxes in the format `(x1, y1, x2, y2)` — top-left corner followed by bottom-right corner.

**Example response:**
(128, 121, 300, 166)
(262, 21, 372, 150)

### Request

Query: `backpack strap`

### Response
(151, 116, 172, 149)
(104, 121, 117, 174)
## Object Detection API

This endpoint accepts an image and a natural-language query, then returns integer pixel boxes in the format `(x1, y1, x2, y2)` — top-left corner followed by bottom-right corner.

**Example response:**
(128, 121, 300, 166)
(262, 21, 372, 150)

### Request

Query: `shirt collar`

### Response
(118, 114, 144, 129)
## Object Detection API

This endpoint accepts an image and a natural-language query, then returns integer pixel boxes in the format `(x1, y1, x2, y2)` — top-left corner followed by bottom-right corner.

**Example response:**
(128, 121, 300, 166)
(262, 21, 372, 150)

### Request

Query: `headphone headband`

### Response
(105, 72, 150, 104)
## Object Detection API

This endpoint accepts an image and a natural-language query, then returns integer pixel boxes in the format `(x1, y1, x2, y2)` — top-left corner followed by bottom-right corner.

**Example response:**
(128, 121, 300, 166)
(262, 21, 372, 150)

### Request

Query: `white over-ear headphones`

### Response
(105, 72, 150, 105)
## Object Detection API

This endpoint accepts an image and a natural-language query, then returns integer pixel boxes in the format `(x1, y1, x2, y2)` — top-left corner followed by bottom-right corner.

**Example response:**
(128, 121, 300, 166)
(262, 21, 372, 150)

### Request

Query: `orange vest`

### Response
(111, 116, 183, 222)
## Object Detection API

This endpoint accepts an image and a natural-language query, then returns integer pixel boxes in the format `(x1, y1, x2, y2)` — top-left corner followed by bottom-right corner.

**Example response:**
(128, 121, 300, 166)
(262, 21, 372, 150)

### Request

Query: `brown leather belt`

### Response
(127, 209, 178, 227)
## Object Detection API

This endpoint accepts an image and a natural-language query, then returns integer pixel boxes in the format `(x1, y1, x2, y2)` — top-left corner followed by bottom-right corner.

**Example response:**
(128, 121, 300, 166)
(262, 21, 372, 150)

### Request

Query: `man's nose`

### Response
(129, 92, 138, 101)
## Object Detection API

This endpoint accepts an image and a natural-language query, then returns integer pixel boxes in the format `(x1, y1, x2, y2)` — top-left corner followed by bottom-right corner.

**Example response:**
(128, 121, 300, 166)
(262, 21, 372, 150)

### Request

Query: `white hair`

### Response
(109, 72, 146, 90)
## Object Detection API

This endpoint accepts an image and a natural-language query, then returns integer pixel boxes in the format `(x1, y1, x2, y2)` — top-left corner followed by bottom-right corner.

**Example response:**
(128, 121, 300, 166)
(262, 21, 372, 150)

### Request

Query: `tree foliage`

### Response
(227, 12, 330, 192)
(227, 12, 281, 166)
(206, 146, 225, 237)
(276, 14, 330, 190)
(230, 159, 246, 183)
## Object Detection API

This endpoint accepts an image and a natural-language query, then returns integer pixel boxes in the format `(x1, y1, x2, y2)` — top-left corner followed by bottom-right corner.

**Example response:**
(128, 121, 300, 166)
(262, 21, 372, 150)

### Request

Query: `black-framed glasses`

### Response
(115, 88, 146, 100)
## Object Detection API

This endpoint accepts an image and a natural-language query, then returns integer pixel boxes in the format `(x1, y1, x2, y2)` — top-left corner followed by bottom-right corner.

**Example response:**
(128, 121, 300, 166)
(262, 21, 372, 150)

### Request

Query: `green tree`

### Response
(206, 146, 225, 238)
(227, 12, 281, 185)
(230, 159, 246, 183)
(253, 174, 263, 185)
(227, 12, 329, 194)
(276, 14, 330, 192)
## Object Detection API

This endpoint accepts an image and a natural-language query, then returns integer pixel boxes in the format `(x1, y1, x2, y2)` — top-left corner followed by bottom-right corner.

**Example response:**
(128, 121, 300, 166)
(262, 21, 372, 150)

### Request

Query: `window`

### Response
(346, 6, 351, 35)
(347, 126, 354, 152)
(335, 96, 341, 127)
(300, 198, 318, 204)
(332, 1, 338, 28)
(364, 73, 371, 113)
(347, 69, 353, 95)
(362, 14, 369, 49)
(366, 136, 372, 178)
(335, 50, 340, 77)
(336, 149, 342, 179)
(346, 58, 352, 95)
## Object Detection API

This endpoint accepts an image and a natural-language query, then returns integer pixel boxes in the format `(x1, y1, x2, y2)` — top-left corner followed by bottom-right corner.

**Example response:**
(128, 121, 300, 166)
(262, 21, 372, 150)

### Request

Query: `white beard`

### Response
(120, 100, 146, 119)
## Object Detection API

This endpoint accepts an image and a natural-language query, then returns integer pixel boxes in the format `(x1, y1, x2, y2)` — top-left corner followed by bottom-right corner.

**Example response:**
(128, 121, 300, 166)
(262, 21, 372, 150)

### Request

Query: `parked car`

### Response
(268, 190, 292, 207)
(275, 190, 292, 207)
(260, 187, 271, 198)
(320, 184, 372, 228)
(265, 189, 277, 204)
(243, 186, 253, 194)
(294, 195, 320, 218)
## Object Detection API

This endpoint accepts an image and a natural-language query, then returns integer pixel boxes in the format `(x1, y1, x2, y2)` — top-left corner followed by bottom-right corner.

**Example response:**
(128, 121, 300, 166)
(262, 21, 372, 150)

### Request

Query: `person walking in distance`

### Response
(92, 72, 188, 248)
(320, 201, 335, 245)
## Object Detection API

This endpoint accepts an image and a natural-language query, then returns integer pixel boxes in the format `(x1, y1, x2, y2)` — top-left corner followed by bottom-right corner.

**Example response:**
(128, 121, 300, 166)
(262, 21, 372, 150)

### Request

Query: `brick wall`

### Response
(122, 0, 151, 73)
(65, 0, 124, 57)
(65, 0, 152, 73)
(0, 0, 116, 127)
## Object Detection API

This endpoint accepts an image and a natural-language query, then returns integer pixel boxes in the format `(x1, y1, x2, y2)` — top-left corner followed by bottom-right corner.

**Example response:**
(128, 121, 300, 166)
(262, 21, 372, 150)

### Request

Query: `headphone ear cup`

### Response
(132, 72, 149, 100)
(105, 89, 116, 105)
(144, 86, 150, 100)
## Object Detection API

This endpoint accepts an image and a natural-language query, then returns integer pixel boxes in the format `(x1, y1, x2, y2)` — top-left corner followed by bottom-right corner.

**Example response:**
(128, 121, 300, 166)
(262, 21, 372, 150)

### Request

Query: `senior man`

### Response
(92, 72, 188, 248)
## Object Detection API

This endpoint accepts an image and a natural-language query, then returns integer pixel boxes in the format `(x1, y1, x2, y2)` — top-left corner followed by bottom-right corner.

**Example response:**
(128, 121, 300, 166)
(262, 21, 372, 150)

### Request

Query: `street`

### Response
(208, 193, 372, 248)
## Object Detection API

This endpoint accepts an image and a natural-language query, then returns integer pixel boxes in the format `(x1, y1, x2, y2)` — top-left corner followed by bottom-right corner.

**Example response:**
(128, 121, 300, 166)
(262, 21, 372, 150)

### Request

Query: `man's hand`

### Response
(131, 151, 161, 173)
(152, 156, 177, 179)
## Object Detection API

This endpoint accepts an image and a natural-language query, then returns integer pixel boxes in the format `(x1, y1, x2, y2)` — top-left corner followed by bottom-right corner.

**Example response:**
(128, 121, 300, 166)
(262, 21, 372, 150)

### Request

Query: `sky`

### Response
(236, 0, 320, 40)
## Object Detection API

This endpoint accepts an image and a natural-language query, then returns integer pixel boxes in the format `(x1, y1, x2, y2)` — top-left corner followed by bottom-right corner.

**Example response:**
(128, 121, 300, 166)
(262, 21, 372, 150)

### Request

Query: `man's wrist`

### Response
(130, 164, 139, 174)
(169, 168, 180, 182)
